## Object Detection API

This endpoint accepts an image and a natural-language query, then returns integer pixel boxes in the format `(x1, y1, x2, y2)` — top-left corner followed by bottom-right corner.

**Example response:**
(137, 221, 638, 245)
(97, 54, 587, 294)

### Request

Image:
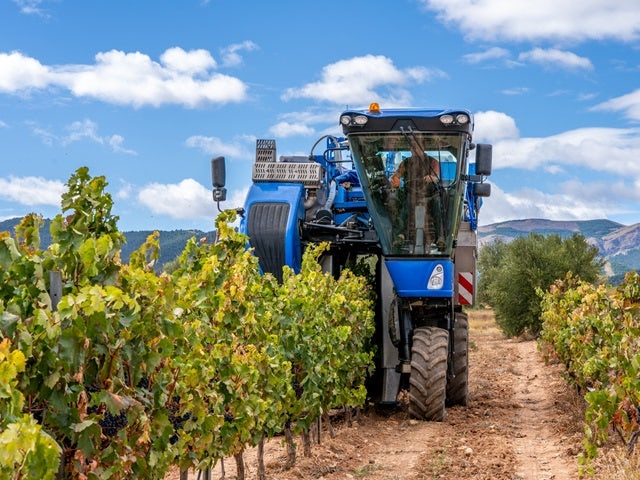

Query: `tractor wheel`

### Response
(446, 312, 469, 407)
(408, 327, 448, 421)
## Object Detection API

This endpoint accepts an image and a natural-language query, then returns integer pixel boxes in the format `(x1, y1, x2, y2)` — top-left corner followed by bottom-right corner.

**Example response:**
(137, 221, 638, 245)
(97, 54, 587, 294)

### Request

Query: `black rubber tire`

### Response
(446, 312, 469, 407)
(408, 326, 448, 421)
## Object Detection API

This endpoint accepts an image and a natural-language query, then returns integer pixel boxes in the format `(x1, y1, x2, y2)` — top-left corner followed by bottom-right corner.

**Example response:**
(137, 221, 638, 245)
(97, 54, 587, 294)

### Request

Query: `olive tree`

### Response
(479, 233, 604, 337)
(476, 239, 508, 306)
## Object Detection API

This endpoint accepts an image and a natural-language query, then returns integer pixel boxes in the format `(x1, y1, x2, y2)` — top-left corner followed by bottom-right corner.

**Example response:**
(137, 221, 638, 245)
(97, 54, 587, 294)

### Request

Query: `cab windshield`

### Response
(348, 132, 468, 256)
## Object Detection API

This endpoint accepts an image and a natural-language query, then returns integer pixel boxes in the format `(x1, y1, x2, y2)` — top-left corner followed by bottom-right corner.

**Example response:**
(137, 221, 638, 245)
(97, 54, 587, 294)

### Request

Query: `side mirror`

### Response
(474, 182, 491, 197)
(211, 156, 226, 188)
(475, 144, 492, 176)
(211, 156, 227, 203)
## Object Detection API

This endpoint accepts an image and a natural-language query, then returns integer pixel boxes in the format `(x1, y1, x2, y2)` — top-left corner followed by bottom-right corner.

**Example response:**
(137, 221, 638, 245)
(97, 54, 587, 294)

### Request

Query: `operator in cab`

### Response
(388, 136, 444, 253)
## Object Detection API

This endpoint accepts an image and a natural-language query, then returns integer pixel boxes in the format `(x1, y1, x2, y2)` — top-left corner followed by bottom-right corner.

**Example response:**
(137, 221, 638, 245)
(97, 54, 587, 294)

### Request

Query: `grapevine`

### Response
(0, 167, 375, 479)
(540, 272, 640, 460)
(0, 338, 61, 479)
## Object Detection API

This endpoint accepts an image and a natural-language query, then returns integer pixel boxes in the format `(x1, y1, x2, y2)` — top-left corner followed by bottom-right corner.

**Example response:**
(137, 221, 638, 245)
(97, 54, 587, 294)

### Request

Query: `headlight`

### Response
(440, 114, 454, 125)
(340, 114, 369, 126)
(441, 113, 470, 126)
(427, 264, 444, 290)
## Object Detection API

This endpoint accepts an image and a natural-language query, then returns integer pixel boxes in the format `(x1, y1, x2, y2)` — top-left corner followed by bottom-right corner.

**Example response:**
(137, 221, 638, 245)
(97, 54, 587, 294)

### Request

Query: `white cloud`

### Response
(264, 108, 343, 140)
(220, 41, 259, 67)
(493, 127, 640, 173)
(115, 181, 134, 200)
(0, 48, 249, 108)
(463, 47, 510, 64)
(0, 51, 50, 91)
(420, 0, 640, 43)
(0, 176, 65, 206)
(279, 109, 340, 130)
(108, 135, 137, 155)
(0, 120, 8, 128)
(544, 164, 565, 175)
(185, 135, 252, 160)
(474, 111, 520, 142)
(28, 123, 57, 146)
(577, 92, 598, 102)
(12, 0, 47, 16)
(501, 87, 529, 96)
(62, 119, 103, 146)
(473, 112, 640, 225)
(138, 179, 213, 219)
(518, 48, 593, 71)
(159, 47, 216, 75)
(269, 122, 315, 138)
(29, 119, 137, 154)
(592, 88, 640, 121)
(282, 55, 446, 106)
(479, 183, 611, 225)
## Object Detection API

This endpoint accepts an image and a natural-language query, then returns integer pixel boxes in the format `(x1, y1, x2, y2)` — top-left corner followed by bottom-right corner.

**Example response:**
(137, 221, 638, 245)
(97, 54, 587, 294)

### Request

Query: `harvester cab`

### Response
(210, 103, 491, 420)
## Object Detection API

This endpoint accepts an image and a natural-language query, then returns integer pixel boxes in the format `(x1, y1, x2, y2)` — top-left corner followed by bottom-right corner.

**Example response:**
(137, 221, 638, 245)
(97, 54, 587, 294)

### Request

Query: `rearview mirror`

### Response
(475, 144, 492, 176)
(211, 156, 226, 188)
(474, 182, 491, 197)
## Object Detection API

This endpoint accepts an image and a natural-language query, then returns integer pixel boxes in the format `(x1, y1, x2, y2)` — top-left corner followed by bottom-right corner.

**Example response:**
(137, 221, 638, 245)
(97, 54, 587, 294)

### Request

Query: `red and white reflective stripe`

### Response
(458, 272, 473, 305)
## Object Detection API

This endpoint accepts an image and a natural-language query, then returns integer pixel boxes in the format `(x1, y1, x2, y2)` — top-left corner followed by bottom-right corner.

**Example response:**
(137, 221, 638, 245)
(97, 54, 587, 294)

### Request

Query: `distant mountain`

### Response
(4, 216, 639, 283)
(0, 217, 215, 269)
(478, 218, 640, 283)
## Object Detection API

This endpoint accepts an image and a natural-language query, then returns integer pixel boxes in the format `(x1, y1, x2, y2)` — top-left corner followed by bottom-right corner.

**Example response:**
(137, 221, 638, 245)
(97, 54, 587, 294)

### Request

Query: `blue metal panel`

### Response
(241, 182, 305, 274)
(465, 162, 482, 231)
(334, 189, 367, 207)
(384, 258, 454, 298)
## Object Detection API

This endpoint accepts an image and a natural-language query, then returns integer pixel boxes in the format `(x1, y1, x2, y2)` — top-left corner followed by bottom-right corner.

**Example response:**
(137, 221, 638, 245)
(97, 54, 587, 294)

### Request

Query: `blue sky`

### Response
(1, 0, 639, 232)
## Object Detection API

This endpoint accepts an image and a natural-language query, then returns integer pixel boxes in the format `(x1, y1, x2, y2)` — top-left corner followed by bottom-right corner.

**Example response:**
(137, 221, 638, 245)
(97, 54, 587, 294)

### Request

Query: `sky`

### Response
(1, 0, 640, 232)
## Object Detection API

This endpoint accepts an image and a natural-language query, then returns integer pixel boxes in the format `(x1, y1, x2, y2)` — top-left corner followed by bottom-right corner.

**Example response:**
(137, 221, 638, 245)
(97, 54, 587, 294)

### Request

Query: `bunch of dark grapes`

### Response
(292, 379, 303, 399)
(136, 376, 150, 390)
(167, 398, 192, 445)
(85, 384, 101, 417)
(99, 410, 128, 437)
(85, 383, 101, 394)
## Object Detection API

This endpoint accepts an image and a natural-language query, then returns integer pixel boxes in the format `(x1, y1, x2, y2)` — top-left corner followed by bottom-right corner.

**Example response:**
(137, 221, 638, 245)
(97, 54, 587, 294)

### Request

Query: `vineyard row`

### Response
(0, 168, 375, 480)
(540, 272, 640, 463)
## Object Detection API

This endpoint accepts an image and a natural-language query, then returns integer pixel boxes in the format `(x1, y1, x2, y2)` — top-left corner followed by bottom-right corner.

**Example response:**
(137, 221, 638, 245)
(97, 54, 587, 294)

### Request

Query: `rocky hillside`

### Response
(479, 218, 640, 282)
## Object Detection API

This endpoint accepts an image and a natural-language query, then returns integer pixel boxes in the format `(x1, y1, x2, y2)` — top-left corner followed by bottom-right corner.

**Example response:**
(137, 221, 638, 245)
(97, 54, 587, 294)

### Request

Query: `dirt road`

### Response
(169, 310, 585, 480)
